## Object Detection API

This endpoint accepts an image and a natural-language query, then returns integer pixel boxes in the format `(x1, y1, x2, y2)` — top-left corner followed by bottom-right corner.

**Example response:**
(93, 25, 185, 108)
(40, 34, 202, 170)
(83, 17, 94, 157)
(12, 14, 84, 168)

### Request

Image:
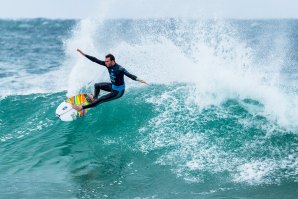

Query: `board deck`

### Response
(56, 93, 91, 121)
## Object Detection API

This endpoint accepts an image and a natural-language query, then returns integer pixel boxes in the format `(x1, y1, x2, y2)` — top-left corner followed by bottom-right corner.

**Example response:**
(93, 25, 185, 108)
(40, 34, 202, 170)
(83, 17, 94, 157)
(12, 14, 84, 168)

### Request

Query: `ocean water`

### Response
(0, 18, 298, 199)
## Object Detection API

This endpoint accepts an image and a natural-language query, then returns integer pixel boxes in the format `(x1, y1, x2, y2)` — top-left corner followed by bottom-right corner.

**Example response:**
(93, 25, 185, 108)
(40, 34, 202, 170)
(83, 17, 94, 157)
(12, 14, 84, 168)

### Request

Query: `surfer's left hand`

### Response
(72, 104, 83, 111)
(139, 80, 149, 85)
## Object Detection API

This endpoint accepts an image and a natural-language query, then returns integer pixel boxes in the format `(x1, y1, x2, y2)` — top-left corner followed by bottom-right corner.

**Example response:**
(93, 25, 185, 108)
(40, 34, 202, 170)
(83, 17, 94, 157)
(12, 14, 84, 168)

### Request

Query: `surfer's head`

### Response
(105, 54, 116, 67)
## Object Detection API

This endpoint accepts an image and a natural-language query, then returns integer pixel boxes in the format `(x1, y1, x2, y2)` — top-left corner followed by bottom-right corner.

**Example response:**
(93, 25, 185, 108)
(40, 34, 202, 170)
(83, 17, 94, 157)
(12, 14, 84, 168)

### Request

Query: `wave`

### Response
(1, 84, 297, 186)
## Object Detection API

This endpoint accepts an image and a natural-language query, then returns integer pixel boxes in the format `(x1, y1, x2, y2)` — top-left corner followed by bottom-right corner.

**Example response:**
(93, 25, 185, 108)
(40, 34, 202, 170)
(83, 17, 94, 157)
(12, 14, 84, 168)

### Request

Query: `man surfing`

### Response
(72, 49, 148, 111)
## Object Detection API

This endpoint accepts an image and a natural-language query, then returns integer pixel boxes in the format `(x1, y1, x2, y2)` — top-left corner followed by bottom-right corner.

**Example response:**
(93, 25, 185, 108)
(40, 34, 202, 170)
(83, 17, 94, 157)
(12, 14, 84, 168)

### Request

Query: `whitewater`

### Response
(0, 15, 297, 199)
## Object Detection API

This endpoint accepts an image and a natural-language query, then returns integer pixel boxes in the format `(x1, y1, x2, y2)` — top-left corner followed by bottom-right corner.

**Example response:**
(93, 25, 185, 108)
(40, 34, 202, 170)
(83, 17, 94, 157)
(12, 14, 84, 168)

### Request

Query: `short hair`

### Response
(105, 54, 115, 61)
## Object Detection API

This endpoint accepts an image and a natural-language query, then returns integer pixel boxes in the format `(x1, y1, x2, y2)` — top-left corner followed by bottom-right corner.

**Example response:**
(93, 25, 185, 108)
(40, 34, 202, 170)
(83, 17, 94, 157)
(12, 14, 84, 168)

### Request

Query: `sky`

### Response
(0, 0, 298, 19)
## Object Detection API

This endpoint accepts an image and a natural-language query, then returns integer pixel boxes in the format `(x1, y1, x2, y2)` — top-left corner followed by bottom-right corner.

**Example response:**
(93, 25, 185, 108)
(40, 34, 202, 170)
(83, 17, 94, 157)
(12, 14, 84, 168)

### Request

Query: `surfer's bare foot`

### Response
(72, 104, 83, 111)
(87, 93, 95, 102)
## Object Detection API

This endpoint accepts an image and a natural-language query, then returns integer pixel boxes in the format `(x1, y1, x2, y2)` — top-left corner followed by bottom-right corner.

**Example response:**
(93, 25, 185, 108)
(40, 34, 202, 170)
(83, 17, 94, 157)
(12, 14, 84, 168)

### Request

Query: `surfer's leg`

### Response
(87, 93, 95, 102)
(83, 89, 125, 109)
(99, 89, 125, 103)
(93, 82, 112, 99)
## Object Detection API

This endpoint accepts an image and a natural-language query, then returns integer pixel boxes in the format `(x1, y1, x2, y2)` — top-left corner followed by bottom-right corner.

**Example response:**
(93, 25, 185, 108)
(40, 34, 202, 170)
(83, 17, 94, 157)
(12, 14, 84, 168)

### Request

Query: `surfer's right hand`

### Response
(77, 49, 85, 55)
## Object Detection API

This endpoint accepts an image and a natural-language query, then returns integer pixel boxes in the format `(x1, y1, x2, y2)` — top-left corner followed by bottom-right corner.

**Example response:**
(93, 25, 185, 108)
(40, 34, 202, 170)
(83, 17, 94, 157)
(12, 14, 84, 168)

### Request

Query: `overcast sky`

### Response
(0, 0, 298, 19)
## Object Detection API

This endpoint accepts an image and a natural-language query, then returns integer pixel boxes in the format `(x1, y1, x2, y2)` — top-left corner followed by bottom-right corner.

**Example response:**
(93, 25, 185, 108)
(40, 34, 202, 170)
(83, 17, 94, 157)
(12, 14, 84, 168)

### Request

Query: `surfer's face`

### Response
(105, 58, 115, 67)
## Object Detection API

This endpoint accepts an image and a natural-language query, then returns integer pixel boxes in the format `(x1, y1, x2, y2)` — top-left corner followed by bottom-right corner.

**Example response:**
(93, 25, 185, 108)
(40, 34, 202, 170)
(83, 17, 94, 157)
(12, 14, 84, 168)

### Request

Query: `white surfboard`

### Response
(56, 101, 78, 121)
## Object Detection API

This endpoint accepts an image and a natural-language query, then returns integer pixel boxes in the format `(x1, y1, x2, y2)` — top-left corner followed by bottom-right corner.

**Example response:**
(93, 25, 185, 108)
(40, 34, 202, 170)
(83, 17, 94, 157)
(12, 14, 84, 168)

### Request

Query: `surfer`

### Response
(72, 49, 148, 111)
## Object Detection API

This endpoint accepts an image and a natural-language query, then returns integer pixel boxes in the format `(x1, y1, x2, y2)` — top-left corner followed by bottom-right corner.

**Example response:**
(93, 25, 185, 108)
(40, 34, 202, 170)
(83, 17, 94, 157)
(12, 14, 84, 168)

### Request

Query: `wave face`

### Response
(0, 18, 298, 198)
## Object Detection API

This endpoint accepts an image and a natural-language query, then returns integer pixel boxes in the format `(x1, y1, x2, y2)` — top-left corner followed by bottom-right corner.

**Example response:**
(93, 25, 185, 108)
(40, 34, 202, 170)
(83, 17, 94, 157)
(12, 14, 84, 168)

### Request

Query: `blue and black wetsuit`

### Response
(82, 54, 138, 109)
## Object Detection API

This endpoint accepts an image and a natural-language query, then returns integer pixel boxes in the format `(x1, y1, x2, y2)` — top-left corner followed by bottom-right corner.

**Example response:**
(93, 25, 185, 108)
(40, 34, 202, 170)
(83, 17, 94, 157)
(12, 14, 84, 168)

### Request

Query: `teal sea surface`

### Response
(0, 18, 298, 198)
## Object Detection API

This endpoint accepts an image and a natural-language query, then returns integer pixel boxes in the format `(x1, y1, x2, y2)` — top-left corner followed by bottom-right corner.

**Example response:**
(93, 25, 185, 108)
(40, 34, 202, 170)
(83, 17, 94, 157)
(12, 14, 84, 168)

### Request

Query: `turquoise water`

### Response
(0, 19, 298, 198)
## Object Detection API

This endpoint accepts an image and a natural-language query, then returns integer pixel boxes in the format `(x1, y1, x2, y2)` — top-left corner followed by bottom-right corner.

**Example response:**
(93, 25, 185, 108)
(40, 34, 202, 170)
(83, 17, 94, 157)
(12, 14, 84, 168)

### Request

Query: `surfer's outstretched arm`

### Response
(77, 49, 106, 66)
(134, 77, 148, 85)
(122, 67, 149, 85)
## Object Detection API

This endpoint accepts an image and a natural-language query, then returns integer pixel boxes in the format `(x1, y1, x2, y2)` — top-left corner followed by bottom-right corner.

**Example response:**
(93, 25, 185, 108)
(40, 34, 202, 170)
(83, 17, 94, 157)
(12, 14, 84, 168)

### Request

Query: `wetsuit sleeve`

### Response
(123, 68, 137, 80)
(85, 54, 106, 66)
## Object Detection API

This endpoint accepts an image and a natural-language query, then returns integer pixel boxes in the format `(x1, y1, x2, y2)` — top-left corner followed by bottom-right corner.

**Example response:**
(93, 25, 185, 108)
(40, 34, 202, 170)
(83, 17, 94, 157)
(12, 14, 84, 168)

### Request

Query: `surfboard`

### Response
(56, 93, 91, 122)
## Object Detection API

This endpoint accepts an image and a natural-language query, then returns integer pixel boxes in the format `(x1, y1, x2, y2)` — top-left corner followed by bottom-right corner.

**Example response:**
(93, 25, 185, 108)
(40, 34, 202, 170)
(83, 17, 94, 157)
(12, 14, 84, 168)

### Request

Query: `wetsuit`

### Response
(82, 54, 138, 109)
